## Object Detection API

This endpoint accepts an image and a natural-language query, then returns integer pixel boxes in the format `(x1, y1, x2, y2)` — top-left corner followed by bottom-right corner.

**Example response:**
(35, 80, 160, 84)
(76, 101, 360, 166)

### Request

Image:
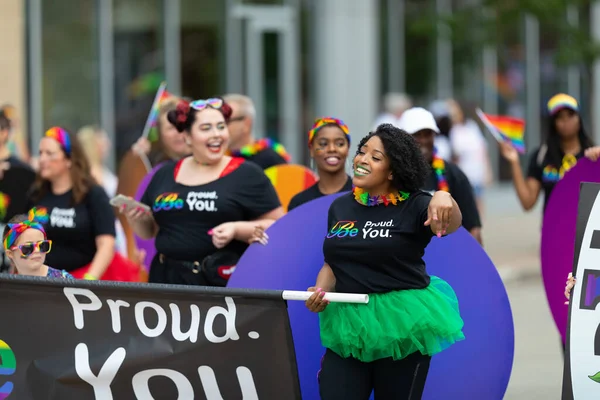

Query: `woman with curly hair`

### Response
(123, 97, 284, 286)
(305, 124, 465, 399)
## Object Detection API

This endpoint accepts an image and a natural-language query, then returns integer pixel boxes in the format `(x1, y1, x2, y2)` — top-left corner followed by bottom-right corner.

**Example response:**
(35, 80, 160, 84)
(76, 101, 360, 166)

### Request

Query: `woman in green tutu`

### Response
(306, 123, 465, 399)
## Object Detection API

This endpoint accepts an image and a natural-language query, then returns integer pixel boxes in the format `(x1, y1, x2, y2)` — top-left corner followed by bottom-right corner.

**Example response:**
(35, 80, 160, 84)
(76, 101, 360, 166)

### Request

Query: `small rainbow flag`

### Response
(476, 108, 526, 154)
(142, 82, 172, 142)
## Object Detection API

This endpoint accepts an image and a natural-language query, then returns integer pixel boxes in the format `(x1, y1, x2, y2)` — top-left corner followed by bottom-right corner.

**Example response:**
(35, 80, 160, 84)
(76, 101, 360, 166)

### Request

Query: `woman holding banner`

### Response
(306, 124, 465, 399)
(28, 128, 139, 281)
(123, 97, 283, 286)
(500, 93, 600, 213)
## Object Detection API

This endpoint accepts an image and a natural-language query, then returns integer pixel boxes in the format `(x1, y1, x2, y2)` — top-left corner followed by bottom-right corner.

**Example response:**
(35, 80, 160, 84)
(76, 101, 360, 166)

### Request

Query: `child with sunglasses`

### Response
(2, 208, 72, 278)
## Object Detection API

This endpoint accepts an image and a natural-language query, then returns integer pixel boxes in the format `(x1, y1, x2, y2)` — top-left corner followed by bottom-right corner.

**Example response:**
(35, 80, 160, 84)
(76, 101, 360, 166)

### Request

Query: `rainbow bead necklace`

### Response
(431, 148, 449, 192)
(232, 138, 291, 161)
(352, 187, 409, 207)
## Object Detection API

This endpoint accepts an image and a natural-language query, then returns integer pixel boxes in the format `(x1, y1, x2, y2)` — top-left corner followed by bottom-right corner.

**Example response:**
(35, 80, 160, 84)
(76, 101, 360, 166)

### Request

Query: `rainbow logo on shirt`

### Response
(327, 221, 358, 238)
(541, 154, 578, 183)
(153, 192, 184, 212)
(0, 193, 10, 221)
(0, 340, 16, 399)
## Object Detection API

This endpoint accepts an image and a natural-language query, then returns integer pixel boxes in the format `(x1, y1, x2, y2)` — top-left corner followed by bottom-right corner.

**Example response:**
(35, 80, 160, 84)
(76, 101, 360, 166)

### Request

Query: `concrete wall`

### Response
(0, 0, 27, 138)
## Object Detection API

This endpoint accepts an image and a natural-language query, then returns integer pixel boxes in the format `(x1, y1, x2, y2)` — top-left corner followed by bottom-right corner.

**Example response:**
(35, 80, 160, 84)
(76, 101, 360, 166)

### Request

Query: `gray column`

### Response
(436, 0, 453, 99)
(27, 0, 43, 150)
(225, 0, 244, 94)
(567, 5, 580, 102)
(164, 0, 182, 96)
(483, 45, 499, 180)
(313, 0, 379, 157)
(99, 0, 116, 171)
(386, 0, 405, 92)
(525, 15, 540, 151)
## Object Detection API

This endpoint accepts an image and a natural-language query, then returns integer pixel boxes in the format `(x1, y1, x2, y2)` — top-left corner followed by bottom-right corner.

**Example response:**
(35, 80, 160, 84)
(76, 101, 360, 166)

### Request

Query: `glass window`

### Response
(113, 0, 164, 162)
(495, 21, 526, 181)
(404, 0, 437, 105)
(451, 0, 482, 105)
(180, 0, 226, 99)
(41, 0, 99, 133)
(240, 0, 285, 4)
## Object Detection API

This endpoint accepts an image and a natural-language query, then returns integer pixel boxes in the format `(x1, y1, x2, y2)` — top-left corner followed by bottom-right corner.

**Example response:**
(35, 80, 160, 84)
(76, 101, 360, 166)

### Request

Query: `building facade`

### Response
(0, 0, 593, 180)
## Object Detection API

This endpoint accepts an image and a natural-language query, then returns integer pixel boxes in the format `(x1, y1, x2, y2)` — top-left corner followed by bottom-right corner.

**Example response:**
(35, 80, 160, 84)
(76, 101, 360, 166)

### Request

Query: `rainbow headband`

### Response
(45, 127, 72, 155)
(547, 94, 578, 116)
(308, 117, 350, 145)
(3, 208, 48, 250)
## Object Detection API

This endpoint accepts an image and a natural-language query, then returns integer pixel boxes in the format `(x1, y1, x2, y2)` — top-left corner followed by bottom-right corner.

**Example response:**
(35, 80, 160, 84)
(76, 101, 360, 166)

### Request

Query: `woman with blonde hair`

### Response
(77, 126, 127, 256)
(77, 125, 118, 197)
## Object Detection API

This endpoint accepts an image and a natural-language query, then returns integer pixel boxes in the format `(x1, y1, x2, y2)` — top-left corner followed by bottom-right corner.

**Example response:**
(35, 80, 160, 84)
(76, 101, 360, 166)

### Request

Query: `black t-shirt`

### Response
(421, 162, 481, 231)
(288, 175, 353, 211)
(4, 155, 31, 170)
(527, 146, 586, 212)
(141, 159, 281, 262)
(244, 148, 288, 170)
(323, 191, 435, 294)
(30, 185, 117, 272)
(0, 156, 35, 223)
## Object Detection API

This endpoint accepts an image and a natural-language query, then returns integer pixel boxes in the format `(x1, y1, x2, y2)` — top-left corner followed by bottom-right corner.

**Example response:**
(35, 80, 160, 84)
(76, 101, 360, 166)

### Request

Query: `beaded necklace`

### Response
(431, 148, 449, 192)
(352, 187, 409, 207)
(231, 138, 291, 161)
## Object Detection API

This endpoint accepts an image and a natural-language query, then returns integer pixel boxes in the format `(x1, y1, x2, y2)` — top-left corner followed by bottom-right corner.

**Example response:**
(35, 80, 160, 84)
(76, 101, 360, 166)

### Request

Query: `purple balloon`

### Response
(541, 158, 600, 343)
(134, 162, 165, 271)
(228, 193, 514, 400)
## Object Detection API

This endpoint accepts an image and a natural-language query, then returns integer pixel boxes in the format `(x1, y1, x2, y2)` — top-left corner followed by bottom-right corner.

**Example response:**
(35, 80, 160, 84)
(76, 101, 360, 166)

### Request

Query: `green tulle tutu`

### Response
(319, 276, 465, 363)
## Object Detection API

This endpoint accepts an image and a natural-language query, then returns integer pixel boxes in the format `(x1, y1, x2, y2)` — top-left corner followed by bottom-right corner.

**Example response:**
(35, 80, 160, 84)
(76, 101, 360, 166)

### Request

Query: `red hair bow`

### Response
(176, 101, 190, 123)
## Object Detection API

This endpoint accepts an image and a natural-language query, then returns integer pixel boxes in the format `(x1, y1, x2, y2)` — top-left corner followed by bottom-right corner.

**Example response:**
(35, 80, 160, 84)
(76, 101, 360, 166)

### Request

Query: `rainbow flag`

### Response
(142, 82, 171, 142)
(476, 108, 526, 154)
(128, 71, 165, 98)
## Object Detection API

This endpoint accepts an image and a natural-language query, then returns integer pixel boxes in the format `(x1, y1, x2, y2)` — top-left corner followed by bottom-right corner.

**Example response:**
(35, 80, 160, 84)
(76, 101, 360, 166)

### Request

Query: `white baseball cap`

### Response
(397, 107, 440, 135)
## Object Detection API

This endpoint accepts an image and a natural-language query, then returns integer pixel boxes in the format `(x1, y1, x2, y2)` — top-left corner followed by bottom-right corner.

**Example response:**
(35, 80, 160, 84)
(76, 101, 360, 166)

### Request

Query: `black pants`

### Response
(149, 254, 209, 285)
(318, 349, 431, 400)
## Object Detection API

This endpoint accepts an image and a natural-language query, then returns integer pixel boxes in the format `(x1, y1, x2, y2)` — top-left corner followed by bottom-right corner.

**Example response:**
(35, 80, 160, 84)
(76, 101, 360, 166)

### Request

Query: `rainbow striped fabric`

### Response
(144, 82, 172, 142)
(478, 110, 526, 154)
(308, 117, 350, 145)
(547, 93, 578, 116)
(45, 127, 72, 155)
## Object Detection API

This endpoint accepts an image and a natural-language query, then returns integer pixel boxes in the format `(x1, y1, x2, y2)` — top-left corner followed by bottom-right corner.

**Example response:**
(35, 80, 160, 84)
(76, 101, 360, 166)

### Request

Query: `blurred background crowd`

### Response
(2, 0, 599, 398)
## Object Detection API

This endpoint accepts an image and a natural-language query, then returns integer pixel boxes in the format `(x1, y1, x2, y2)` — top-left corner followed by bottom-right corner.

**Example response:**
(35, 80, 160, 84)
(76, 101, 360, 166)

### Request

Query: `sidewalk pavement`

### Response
(479, 183, 542, 283)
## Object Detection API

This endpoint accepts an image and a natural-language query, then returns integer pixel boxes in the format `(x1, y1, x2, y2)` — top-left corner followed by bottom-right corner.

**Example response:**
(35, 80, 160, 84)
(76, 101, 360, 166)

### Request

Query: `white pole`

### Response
(282, 290, 369, 304)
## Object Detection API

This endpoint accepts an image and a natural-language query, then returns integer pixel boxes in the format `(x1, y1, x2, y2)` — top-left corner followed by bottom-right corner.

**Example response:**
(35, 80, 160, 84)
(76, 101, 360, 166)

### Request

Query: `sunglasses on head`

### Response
(190, 98, 223, 111)
(11, 240, 52, 258)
